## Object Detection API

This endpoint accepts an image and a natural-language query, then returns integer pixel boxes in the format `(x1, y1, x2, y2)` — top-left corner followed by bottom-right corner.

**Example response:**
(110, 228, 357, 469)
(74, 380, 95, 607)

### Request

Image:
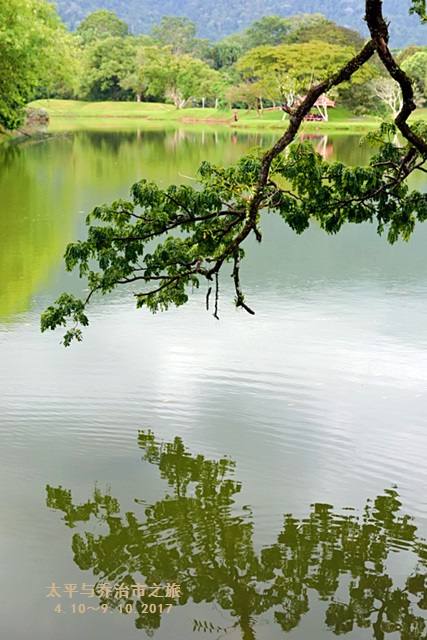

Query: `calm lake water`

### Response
(1, 121, 427, 640)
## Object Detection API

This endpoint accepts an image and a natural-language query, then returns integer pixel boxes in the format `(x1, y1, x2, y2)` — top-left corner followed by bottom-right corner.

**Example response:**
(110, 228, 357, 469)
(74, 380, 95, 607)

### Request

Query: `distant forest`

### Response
(55, 0, 427, 47)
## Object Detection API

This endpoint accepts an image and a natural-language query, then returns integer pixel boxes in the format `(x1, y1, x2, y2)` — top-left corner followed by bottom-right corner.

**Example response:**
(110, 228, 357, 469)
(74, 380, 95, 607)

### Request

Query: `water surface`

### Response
(1, 122, 426, 640)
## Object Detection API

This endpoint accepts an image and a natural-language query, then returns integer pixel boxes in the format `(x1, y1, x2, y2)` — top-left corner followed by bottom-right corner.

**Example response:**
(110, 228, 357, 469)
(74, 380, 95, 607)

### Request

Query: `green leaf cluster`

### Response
(41, 294, 89, 346)
(410, 0, 427, 21)
(273, 127, 427, 243)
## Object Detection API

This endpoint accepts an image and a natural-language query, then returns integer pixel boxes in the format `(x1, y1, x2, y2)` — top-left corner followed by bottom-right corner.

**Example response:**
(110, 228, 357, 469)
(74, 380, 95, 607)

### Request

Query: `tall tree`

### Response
(161, 55, 223, 108)
(237, 41, 376, 109)
(209, 37, 244, 70)
(78, 37, 137, 101)
(0, 0, 71, 130)
(288, 19, 366, 49)
(242, 13, 330, 50)
(42, 0, 427, 346)
(370, 78, 405, 118)
(226, 81, 263, 113)
(151, 16, 198, 56)
(243, 15, 292, 49)
(396, 45, 426, 65)
(75, 9, 129, 45)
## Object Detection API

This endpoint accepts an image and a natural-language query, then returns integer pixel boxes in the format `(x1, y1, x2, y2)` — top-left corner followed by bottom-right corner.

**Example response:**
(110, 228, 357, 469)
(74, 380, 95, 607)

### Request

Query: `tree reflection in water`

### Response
(46, 431, 427, 639)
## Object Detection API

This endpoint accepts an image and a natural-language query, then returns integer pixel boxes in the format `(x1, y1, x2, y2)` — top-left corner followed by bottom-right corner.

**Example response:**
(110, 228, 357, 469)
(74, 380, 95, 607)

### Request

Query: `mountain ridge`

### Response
(54, 0, 427, 48)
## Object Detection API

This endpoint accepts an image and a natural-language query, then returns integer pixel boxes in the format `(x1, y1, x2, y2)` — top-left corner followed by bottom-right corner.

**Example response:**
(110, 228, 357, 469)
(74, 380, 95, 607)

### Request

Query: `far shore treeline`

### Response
(2, 1, 427, 131)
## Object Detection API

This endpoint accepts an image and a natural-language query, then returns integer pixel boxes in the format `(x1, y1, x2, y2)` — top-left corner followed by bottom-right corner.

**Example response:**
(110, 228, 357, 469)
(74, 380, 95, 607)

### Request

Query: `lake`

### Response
(1, 121, 427, 640)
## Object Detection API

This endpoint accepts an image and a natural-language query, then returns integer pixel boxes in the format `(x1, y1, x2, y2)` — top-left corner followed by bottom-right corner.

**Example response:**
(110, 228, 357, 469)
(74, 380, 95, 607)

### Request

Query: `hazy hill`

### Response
(55, 0, 427, 48)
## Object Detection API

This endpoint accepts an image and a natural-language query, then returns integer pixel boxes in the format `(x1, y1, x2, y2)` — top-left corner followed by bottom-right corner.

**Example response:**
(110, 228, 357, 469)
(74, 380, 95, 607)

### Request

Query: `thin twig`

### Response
(213, 273, 219, 320)
(206, 287, 212, 310)
(232, 250, 255, 315)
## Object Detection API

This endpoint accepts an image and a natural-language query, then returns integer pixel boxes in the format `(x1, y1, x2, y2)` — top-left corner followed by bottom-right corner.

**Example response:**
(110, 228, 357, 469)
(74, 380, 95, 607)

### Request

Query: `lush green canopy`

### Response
(0, 0, 70, 129)
(117, 45, 223, 107)
(75, 9, 129, 45)
(289, 19, 365, 49)
(237, 41, 376, 107)
(78, 36, 137, 101)
(150, 16, 198, 56)
(243, 14, 295, 49)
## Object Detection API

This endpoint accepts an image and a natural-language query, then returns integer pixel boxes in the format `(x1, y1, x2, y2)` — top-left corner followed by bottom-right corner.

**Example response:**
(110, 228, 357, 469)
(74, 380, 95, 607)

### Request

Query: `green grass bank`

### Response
(28, 99, 404, 133)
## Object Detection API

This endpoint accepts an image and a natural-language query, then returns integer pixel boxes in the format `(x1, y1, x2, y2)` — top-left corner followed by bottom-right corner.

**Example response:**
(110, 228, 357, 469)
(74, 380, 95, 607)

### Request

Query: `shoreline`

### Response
(27, 99, 392, 134)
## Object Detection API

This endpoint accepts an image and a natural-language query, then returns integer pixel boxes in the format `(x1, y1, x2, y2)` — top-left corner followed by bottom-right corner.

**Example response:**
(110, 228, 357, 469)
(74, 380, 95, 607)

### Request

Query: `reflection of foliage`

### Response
(0, 141, 77, 321)
(46, 431, 427, 638)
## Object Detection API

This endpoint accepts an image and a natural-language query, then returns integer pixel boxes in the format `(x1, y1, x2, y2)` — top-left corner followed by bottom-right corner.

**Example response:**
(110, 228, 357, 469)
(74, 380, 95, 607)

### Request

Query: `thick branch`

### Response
(365, 0, 427, 155)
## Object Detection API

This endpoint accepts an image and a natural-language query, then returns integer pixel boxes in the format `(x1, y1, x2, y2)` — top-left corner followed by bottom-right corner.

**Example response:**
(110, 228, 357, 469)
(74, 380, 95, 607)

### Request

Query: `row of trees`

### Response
(2, 2, 427, 129)
(48, 10, 427, 116)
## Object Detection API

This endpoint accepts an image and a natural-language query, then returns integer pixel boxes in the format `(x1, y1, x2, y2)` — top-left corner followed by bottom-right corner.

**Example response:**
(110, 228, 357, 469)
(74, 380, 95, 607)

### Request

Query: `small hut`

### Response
(296, 95, 336, 122)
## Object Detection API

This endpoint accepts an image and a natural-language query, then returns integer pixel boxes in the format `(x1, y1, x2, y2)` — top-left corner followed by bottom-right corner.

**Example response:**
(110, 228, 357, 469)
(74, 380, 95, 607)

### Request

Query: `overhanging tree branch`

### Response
(41, 0, 427, 345)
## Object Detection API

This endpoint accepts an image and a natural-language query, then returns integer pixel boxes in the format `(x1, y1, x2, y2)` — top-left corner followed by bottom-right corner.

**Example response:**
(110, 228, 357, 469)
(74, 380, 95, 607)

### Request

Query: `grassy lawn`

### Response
(28, 99, 175, 117)
(410, 107, 427, 121)
(28, 98, 426, 133)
